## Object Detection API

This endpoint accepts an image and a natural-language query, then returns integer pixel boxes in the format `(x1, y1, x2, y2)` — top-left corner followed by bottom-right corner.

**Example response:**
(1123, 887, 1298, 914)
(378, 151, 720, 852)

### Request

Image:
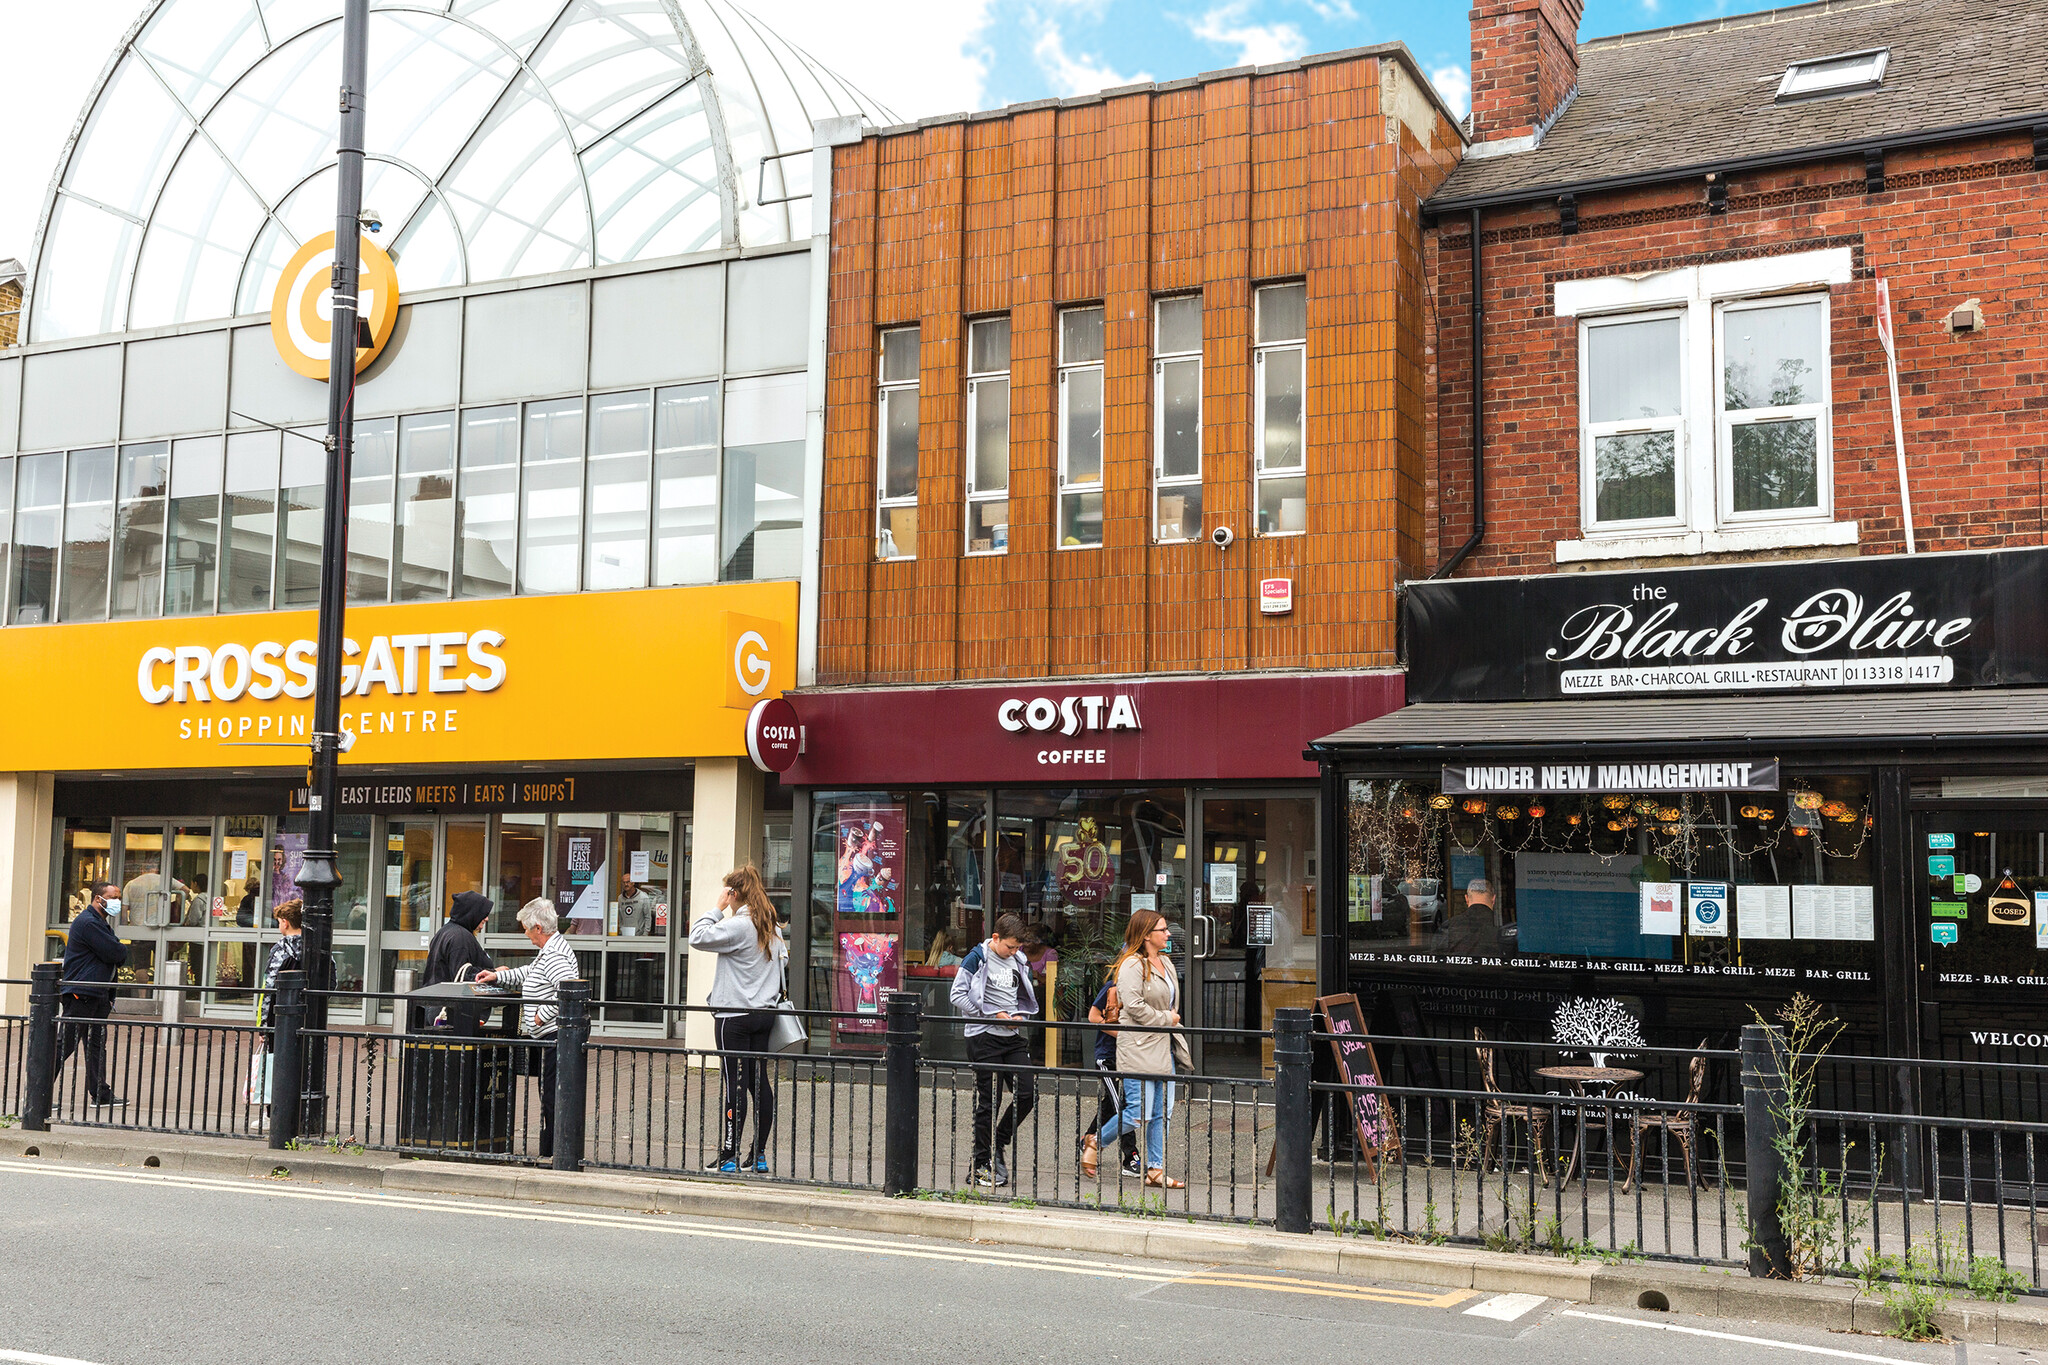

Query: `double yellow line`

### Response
(0, 1159, 1470, 1309)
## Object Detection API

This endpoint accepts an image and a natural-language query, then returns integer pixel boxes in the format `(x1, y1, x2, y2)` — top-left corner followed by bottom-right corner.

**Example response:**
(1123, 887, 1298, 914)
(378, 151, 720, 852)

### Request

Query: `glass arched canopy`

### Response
(26, 0, 893, 343)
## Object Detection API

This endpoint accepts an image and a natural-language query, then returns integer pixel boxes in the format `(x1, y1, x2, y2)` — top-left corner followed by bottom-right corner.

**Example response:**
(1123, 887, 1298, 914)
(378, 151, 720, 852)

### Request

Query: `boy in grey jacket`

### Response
(949, 913, 1039, 1187)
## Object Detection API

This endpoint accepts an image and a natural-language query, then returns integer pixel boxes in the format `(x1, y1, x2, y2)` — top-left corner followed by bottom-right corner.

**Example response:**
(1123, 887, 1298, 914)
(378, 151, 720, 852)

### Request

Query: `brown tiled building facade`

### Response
(819, 48, 1463, 686)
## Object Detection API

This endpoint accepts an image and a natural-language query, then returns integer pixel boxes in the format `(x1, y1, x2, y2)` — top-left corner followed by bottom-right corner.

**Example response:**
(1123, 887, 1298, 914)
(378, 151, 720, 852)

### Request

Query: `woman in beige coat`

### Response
(1080, 910, 1193, 1187)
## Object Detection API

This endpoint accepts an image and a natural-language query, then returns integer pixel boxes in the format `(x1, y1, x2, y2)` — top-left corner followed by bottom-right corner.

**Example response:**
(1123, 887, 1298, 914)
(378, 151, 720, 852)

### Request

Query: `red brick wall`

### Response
(823, 56, 1463, 686)
(1425, 132, 2048, 577)
(1468, 0, 1584, 143)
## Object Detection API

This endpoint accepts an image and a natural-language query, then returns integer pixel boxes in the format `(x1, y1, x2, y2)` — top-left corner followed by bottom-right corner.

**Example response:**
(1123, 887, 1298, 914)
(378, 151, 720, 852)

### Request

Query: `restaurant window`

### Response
(809, 791, 988, 1049)
(1058, 307, 1104, 548)
(585, 390, 652, 591)
(395, 410, 456, 601)
(720, 372, 804, 582)
(519, 397, 584, 594)
(965, 317, 1009, 555)
(876, 326, 919, 559)
(220, 432, 278, 613)
(1343, 774, 1879, 986)
(111, 442, 169, 619)
(1153, 295, 1202, 542)
(653, 382, 718, 586)
(1253, 283, 1306, 536)
(59, 446, 115, 622)
(277, 430, 325, 609)
(11, 452, 62, 623)
(456, 406, 518, 598)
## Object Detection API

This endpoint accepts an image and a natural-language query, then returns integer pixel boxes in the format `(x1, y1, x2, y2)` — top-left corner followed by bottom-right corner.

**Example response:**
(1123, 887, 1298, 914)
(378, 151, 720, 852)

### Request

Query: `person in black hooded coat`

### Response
(423, 891, 496, 1035)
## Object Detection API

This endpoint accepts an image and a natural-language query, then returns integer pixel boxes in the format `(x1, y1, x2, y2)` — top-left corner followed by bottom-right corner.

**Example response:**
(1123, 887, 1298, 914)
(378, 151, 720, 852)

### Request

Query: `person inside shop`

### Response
(689, 865, 788, 1175)
(120, 863, 183, 931)
(423, 891, 496, 1035)
(58, 880, 128, 1109)
(616, 876, 657, 937)
(1022, 922, 1061, 977)
(951, 912, 1040, 1188)
(1445, 878, 1502, 956)
(1080, 910, 1191, 1189)
(1082, 969, 1142, 1178)
(925, 928, 964, 969)
(184, 873, 211, 928)
(474, 900, 578, 1160)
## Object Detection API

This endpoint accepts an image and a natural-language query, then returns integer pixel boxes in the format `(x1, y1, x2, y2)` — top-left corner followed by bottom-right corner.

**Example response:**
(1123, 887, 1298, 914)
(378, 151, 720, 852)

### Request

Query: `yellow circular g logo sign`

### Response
(269, 232, 400, 380)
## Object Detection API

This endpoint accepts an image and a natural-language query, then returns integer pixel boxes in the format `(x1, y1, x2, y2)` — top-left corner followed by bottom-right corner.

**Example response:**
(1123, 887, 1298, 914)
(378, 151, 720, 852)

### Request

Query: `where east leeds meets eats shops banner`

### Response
(1404, 546, 2048, 703)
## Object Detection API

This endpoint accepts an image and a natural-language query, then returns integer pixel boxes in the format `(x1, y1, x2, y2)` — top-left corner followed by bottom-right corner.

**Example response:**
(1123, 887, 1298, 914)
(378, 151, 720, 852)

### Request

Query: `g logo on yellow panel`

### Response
(723, 612, 784, 709)
(269, 232, 400, 380)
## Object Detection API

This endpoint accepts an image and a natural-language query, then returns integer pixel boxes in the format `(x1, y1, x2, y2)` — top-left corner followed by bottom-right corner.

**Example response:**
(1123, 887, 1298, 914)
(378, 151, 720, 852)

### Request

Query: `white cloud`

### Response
(1032, 18, 1153, 97)
(751, 0, 996, 120)
(1297, 0, 1359, 21)
(1185, 1, 1308, 67)
(1429, 62, 1472, 119)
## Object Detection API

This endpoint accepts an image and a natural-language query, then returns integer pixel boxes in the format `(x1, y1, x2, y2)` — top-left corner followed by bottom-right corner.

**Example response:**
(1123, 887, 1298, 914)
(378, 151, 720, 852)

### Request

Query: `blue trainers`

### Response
(753, 1158, 769, 1175)
(718, 1159, 739, 1174)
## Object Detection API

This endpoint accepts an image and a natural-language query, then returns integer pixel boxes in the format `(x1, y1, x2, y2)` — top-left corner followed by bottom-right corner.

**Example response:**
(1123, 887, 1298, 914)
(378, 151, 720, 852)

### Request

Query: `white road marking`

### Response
(1464, 1292, 1547, 1321)
(1561, 1310, 1928, 1363)
(0, 1349, 113, 1365)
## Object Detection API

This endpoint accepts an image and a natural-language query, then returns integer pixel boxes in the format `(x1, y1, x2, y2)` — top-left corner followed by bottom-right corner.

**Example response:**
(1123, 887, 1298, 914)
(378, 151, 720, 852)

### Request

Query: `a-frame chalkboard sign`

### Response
(1316, 992, 1403, 1178)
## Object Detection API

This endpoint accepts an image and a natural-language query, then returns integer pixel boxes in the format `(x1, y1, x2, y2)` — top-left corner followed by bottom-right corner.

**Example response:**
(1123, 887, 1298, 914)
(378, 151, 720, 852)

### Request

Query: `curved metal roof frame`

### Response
(23, 0, 895, 344)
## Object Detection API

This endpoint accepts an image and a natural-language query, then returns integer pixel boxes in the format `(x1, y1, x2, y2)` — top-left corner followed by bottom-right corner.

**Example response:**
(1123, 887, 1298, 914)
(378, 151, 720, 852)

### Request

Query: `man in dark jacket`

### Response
(59, 880, 128, 1107)
(421, 891, 496, 1035)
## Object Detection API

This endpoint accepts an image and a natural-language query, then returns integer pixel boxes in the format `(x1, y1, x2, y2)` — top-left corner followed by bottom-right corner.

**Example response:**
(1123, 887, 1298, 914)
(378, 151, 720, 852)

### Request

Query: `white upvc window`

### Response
(1580, 310, 1687, 531)
(1557, 247, 1851, 560)
(875, 326, 919, 560)
(1152, 295, 1202, 542)
(964, 317, 1010, 555)
(1716, 295, 1831, 526)
(1057, 306, 1104, 549)
(1253, 282, 1306, 535)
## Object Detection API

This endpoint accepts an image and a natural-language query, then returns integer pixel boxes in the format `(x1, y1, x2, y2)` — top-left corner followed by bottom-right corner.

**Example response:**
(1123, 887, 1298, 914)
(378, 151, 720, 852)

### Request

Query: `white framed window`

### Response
(1253, 282, 1306, 535)
(1152, 295, 1202, 542)
(1716, 295, 1830, 525)
(1776, 48, 1887, 102)
(1556, 247, 1852, 561)
(964, 317, 1010, 554)
(875, 326, 919, 560)
(1057, 307, 1104, 549)
(1580, 310, 1686, 531)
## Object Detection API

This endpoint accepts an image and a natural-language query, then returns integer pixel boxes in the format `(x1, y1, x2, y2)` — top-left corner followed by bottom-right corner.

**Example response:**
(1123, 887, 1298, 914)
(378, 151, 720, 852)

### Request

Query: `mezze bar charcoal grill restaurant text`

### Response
(1310, 548, 2048, 1111)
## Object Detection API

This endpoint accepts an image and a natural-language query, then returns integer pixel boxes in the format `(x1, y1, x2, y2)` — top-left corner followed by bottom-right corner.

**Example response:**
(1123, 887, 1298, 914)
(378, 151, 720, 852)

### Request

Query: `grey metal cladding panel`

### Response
(356, 299, 460, 416)
(1314, 689, 2048, 749)
(21, 344, 120, 449)
(1433, 0, 2048, 202)
(122, 330, 229, 439)
(589, 264, 722, 389)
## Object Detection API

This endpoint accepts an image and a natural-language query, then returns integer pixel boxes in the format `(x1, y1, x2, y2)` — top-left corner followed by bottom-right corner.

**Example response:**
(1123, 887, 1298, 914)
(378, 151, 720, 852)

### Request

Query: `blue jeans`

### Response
(1097, 1076, 1171, 1171)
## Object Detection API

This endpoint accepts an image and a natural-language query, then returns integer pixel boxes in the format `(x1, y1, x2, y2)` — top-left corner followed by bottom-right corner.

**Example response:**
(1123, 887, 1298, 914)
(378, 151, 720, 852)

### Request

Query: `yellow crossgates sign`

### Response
(269, 231, 400, 380)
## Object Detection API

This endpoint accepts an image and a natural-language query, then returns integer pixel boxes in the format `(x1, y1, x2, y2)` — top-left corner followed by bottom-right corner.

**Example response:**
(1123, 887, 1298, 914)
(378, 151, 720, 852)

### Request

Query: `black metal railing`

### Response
(8, 962, 2045, 1292)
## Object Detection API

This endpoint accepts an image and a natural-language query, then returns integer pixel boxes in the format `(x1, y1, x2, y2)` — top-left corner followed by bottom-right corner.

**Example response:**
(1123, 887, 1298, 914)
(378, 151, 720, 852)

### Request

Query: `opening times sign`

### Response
(1442, 759, 1780, 795)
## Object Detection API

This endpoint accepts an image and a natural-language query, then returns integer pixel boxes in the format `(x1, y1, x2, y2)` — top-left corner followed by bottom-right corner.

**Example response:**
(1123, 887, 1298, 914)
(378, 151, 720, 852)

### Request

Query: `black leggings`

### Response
(716, 1012, 778, 1164)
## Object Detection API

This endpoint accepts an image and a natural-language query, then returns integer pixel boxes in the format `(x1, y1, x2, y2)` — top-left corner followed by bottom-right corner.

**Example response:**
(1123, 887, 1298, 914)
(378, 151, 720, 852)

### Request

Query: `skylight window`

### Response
(1776, 48, 1889, 101)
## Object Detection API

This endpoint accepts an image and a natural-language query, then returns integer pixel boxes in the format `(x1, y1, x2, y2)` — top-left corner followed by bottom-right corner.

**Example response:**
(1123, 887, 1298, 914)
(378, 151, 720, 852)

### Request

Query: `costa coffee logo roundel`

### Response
(270, 232, 400, 381)
(747, 697, 801, 773)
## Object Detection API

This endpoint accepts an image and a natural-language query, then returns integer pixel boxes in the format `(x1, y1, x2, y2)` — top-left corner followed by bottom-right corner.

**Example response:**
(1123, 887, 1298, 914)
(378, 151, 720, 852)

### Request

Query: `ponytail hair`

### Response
(723, 865, 779, 957)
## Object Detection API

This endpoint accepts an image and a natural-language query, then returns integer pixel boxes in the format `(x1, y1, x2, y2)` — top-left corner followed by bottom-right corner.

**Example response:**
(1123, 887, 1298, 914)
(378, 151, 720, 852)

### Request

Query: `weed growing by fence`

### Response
(1754, 994, 1868, 1279)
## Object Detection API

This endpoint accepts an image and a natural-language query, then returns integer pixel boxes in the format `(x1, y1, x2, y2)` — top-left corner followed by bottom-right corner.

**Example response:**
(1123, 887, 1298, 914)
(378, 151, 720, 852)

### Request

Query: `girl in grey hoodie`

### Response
(690, 865, 788, 1173)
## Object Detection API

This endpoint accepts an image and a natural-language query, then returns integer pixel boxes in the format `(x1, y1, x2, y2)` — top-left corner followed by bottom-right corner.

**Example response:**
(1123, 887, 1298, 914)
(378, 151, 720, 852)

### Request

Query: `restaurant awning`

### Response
(1310, 687, 2048, 755)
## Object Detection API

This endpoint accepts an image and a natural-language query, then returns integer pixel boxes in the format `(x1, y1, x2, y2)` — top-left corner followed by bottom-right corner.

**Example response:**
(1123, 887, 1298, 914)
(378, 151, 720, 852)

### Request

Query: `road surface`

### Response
(0, 1156, 2031, 1365)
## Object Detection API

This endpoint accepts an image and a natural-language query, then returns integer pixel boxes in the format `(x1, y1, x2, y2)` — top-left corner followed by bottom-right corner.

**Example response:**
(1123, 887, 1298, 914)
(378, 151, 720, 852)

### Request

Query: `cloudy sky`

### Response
(0, 0, 1742, 270)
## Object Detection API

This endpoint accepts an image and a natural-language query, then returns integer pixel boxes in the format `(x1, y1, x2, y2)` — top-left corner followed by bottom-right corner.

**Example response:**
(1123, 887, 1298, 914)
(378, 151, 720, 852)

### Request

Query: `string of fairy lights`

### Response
(1346, 779, 1875, 880)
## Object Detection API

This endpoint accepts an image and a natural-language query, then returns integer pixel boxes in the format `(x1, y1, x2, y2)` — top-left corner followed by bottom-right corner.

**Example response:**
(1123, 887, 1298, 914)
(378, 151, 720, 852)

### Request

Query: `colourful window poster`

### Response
(836, 804, 904, 918)
(1639, 882, 1682, 936)
(839, 932, 899, 1015)
(270, 834, 307, 909)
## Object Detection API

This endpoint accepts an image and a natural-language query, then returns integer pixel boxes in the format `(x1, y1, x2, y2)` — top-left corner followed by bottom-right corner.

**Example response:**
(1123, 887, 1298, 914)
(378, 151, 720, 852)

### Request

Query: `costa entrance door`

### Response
(1189, 795, 1320, 1077)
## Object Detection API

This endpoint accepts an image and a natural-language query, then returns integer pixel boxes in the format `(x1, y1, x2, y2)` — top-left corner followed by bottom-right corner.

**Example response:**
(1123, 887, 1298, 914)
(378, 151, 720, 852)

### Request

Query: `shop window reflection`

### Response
(1343, 776, 1880, 980)
(54, 817, 112, 927)
(494, 812, 547, 935)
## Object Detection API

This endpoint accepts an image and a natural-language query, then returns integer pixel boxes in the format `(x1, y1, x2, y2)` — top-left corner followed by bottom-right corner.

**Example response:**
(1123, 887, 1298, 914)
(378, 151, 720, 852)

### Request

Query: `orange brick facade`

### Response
(1425, 131, 2048, 576)
(820, 52, 1463, 687)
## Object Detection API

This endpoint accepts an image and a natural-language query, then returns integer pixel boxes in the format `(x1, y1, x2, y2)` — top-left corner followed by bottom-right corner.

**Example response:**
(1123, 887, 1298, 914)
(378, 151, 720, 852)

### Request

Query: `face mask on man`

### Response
(101, 897, 122, 919)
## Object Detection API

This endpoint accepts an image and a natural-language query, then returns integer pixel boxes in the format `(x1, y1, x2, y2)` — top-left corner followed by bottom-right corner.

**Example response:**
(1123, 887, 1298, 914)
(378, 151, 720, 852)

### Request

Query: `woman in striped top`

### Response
(476, 898, 578, 1158)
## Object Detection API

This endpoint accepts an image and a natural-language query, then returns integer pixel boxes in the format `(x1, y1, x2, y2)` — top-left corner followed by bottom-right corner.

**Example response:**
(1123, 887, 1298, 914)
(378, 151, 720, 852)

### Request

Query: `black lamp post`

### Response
(293, 0, 370, 1134)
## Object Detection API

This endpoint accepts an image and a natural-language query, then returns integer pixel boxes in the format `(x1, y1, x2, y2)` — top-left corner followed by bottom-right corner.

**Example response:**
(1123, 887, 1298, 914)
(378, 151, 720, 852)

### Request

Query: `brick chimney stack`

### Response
(1468, 0, 1584, 146)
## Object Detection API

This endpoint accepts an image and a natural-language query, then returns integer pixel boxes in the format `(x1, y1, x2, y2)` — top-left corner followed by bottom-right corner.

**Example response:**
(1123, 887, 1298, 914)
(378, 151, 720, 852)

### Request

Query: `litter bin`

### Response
(399, 982, 515, 1153)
